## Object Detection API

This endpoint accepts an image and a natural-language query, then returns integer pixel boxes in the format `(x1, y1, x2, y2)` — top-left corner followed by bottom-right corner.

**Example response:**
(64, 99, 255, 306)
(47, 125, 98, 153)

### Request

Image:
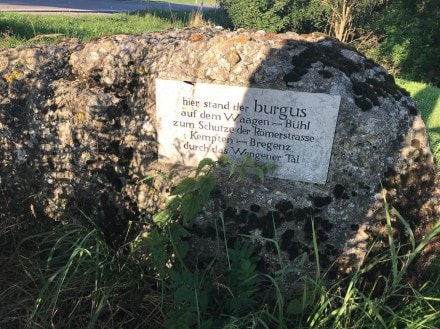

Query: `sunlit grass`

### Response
(397, 79, 440, 167)
(0, 9, 230, 48)
(0, 12, 182, 48)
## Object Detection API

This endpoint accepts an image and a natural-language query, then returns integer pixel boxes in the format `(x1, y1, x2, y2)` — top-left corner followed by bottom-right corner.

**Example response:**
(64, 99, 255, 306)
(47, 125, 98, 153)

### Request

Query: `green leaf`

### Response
(265, 161, 277, 172)
(240, 259, 252, 271)
(238, 167, 246, 181)
(167, 197, 181, 213)
(197, 175, 216, 204)
(168, 223, 192, 266)
(171, 177, 197, 195)
(196, 158, 214, 175)
(169, 222, 191, 239)
(217, 155, 228, 167)
(243, 155, 255, 167)
(175, 239, 190, 261)
(228, 162, 237, 180)
(153, 209, 173, 226)
(181, 194, 202, 227)
(287, 298, 303, 315)
(137, 173, 164, 183)
(255, 167, 265, 183)
(140, 228, 169, 273)
(153, 197, 181, 226)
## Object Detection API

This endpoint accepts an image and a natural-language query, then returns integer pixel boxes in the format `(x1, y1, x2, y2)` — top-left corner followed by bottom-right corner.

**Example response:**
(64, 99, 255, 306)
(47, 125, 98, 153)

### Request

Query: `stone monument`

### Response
(0, 27, 439, 281)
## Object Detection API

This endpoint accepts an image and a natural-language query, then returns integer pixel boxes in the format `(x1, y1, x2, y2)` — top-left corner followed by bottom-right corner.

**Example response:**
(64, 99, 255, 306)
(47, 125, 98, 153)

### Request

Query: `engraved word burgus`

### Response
(156, 79, 341, 184)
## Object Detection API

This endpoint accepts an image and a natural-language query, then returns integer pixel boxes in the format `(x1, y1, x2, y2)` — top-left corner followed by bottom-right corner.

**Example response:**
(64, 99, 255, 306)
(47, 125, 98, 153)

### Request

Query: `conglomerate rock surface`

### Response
(0, 27, 439, 280)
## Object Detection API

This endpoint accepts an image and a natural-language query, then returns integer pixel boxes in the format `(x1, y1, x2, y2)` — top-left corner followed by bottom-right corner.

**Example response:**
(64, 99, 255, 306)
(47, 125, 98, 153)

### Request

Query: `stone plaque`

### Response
(156, 79, 341, 184)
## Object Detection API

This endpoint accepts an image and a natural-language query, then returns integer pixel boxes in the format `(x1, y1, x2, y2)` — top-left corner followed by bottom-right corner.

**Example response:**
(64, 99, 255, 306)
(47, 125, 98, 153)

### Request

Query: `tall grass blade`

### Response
(384, 196, 399, 287)
(311, 218, 320, 281)
(392, 207, 415, 250)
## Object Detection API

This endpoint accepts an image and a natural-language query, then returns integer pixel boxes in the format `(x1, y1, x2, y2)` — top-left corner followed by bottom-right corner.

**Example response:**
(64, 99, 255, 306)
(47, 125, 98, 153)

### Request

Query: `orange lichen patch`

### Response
(214, 35, 250, 46)
(4, 70, 23, 83)
(263, 33, 278, 39)
(230, 35, 250, 44)
(191, 33, 202, 42)
(214, 35, 227, 43)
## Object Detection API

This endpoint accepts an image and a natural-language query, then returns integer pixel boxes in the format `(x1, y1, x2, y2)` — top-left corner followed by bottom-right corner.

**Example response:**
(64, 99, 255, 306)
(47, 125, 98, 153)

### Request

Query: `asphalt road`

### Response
(0, 0, 214, 13)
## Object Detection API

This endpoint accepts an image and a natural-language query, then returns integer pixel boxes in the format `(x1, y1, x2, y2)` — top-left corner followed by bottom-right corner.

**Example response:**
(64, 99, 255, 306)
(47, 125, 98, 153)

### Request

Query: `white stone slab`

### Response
(156, 79, 341, 184)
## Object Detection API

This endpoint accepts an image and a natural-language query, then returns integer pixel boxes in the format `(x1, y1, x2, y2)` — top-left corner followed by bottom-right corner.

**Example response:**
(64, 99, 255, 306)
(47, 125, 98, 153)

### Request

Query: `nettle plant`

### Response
(136, 156, 277, 328)
(154, 156, 276, 226)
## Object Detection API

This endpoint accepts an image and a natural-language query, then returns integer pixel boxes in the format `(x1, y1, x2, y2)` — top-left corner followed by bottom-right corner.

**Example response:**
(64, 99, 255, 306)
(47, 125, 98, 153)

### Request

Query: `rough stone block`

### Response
(0, 27, 439, 282)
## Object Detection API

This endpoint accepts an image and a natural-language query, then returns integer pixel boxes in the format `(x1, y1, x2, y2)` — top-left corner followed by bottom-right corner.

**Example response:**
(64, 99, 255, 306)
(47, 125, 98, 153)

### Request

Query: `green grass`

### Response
(2, 197, 439, 328)
(0, 12, 182, 47)
(397, 79, 440, 166)
(0, 219, 166, 328)
(0, 9, 231, 48)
